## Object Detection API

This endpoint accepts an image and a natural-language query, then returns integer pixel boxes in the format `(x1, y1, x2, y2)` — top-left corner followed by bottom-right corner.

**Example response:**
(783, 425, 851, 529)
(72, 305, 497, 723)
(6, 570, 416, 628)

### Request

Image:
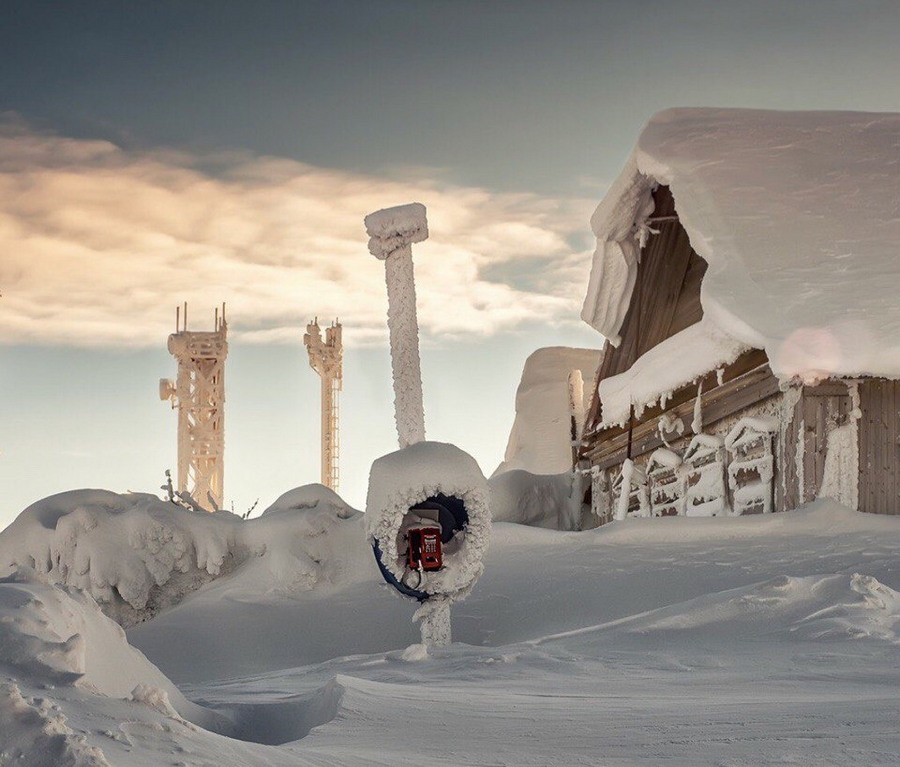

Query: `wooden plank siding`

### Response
(803, 388, 853, 503)
(587, 185, 707, 430)
(858, 379, 900, 514)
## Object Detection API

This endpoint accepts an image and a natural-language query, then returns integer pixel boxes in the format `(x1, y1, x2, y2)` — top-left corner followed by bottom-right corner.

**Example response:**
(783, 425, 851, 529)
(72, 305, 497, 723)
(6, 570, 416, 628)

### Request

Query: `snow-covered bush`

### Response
(262, 483, 356, 519)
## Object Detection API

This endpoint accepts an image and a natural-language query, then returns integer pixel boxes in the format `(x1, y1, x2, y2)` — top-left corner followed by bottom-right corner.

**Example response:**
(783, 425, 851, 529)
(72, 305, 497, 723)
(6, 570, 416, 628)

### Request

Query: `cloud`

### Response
(0, 118, 597, 348)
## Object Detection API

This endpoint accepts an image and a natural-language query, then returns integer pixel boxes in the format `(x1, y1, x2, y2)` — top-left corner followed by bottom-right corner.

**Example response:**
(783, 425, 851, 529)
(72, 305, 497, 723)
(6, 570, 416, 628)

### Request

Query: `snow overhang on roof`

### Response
(581, 108, 900, 383)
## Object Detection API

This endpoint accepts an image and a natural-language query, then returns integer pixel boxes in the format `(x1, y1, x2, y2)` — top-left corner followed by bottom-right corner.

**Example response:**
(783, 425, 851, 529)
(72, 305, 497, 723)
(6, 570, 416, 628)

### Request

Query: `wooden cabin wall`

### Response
(858, 379, 900, 515)
(591, 186, 708, 423)
(778, 382, 852, 511)
(585, 378, 881, 523)
(584, 351, 775, 471)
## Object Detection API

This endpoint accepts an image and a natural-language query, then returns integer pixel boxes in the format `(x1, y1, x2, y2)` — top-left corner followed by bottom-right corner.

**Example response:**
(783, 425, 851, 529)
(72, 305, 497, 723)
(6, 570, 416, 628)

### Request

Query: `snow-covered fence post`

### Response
(364, 203, 428, 448)
(364, 203, 491, 649)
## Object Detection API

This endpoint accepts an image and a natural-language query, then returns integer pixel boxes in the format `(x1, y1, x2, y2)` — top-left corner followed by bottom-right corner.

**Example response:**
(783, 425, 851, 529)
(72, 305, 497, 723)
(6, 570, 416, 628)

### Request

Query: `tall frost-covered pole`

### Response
(365, 202, 491, 649)
(364, 203, 428, 448)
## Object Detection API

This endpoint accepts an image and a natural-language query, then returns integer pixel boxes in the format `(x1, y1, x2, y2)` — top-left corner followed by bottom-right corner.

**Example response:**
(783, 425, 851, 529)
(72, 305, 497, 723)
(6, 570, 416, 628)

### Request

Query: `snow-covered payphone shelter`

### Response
(579, 108, 900, 521)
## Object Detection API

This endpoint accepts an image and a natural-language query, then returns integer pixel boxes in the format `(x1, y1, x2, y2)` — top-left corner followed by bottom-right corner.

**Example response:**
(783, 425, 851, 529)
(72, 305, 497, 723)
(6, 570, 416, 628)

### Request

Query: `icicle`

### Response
(615, 460, 634, 521)
(691, 380, 703, 434)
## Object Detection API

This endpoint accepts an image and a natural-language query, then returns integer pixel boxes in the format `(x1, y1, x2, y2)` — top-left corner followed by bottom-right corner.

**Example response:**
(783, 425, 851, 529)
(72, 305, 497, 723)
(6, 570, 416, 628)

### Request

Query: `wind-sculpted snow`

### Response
(0, 487, 367, 627)
(0, 571, 226, 729)
(0, 571, 315, 766)
(0, 683, 112, 767)
(534, 572, 900, 652)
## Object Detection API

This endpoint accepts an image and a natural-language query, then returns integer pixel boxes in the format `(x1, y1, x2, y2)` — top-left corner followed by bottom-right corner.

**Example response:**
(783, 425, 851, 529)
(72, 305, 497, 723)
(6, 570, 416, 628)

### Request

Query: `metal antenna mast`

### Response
(159, 302, 228, 511)
(304, 319, 343, 492)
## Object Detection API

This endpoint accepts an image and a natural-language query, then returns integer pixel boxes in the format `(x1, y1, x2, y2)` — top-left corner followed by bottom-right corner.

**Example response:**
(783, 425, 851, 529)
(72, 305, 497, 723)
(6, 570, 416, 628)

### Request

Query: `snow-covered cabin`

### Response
(579, 108, 900, 521)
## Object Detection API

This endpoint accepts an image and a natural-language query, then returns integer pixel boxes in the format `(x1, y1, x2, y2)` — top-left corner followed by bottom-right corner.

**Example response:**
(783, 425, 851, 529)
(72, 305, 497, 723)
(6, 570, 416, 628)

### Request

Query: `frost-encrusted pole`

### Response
(365, 203, 464, 648)
(365, 203, 428, 448)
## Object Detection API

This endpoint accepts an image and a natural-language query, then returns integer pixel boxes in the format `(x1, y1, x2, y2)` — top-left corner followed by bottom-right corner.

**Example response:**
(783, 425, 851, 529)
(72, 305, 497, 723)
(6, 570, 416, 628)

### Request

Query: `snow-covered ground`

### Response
(2, 491, 900, 766)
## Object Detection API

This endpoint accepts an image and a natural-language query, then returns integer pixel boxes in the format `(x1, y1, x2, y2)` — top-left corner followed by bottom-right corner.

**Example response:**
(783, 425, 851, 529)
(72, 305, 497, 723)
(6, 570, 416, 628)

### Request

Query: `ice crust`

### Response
(364, 202, 428, 260)
(582, 108, 900, 383)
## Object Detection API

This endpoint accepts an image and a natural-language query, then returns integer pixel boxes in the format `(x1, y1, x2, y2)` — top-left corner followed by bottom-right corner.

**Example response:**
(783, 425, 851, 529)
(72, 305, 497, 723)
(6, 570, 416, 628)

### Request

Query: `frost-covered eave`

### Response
(595, 317, 750, 429)
(580, 150, 658, 346)
(580, 143, 740, 348)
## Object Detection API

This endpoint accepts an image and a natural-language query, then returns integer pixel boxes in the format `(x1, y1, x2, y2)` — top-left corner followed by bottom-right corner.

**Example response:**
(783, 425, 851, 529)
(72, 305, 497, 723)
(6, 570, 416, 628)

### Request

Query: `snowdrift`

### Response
(488, 469, 575, 529)
(0, 487, 367, 627)
(2, 490, 899, 766)
(0, 569, 220, 724)
(538, 571, 900, 653)
(494, 346, 601, 476)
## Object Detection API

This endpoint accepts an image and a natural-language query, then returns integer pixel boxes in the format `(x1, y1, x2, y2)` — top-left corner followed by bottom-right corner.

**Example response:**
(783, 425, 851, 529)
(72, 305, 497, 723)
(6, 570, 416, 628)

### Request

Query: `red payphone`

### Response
(407, 526, 443, 571)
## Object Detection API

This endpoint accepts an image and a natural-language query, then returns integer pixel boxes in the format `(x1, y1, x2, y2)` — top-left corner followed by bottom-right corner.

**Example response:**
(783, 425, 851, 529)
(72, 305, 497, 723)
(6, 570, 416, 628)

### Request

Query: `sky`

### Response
(2, 0, 900, 527)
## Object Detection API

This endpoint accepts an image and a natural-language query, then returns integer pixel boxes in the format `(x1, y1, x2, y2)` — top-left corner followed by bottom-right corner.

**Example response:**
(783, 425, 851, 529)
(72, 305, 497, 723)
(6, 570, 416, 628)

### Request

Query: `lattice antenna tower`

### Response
(159, 302, 228, 512)
(304, 318, 343, 492)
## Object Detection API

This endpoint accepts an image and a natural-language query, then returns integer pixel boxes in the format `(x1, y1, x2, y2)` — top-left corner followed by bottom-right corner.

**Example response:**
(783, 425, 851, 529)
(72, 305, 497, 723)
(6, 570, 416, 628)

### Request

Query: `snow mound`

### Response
(262, 483, 358, 519)
(582, 108, 900, 382)
(0, 570, 220, 728)
(0, 490, 242, 627)
(495, 346, 601, 476)
(222, 496, 368, 599)
(488, 470, 574, 529)
(0, 487, 367, 627)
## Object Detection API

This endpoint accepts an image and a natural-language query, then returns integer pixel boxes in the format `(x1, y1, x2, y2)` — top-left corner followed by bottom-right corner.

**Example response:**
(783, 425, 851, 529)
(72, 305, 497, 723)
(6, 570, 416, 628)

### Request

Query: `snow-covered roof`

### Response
(582, 108, 900, 383)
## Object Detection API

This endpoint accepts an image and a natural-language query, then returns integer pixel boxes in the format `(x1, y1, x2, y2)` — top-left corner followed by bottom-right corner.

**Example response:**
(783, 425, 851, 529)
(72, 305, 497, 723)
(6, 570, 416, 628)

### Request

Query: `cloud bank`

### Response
(0, 118, 595, 347)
